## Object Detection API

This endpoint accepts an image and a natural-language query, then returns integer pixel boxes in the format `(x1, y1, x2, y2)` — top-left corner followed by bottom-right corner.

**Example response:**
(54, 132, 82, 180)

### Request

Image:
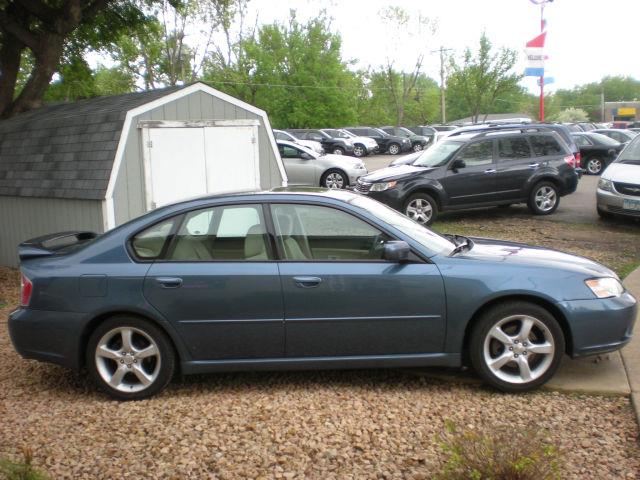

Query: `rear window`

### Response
(498, 137, 531, 160)
(590, 132, 621, 146)
(131, 218, 176, 259)
(529, 135, 564, 156)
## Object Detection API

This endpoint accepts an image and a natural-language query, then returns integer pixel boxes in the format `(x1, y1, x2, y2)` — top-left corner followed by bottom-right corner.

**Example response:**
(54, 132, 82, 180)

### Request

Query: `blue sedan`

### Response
(8, 189, 636, 399)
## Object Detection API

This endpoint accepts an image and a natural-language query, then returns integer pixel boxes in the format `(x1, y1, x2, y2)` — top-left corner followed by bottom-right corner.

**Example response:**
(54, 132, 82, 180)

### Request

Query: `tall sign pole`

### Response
(526, 0, 553, 121)
(539, 3, 545, 121)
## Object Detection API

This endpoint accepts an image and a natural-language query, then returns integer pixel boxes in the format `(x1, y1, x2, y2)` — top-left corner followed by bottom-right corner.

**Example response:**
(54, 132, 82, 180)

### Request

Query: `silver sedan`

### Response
(277, 140, 367, 189)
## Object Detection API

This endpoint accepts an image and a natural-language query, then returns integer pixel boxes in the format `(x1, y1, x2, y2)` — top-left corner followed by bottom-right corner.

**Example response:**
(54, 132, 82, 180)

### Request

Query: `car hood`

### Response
(350, 135, 378, 146)
(322, 154, 364, 167)
(360, 164, 435, 182)
(602, 162, 640, 183)
(459, 237, 616, 278)
(390, 151, 423, 167)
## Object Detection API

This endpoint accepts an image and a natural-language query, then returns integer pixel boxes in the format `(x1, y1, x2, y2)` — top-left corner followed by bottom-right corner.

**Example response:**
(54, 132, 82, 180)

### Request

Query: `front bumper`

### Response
(347, 168, 368, 185)
(597, 188, 640, 218)
(559, 291, 637, 357)
(8, 307, 86, 371)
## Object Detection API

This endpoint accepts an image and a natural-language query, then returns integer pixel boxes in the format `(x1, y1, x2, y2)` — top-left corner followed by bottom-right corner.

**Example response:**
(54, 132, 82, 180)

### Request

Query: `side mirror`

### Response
(300, 152, 314, 160)
(450, 158, 466, 171)
(383, 240, 410, 262)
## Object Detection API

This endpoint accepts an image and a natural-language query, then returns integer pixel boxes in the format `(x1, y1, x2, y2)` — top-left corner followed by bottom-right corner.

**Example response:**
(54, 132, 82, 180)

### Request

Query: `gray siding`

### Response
(111, 90, 284, 226)
(0, 196, 103, 266)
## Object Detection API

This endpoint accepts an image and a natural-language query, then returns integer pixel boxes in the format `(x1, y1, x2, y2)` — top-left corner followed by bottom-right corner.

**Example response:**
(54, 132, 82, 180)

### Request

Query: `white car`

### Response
(273, 129, 323, 154)
(276, 140, 367, 189)
(597, 136, 640, 220)
(326, 129, 379, 157)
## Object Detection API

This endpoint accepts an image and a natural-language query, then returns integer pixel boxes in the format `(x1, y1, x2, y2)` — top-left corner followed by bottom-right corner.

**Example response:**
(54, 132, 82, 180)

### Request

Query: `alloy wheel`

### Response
(412, 144, 423, 152)
(324, 172, 345, 189)
(483, 315, 555, 384)
(388, 144, 400, 155)
(353, 146, 365, 157)
(405, 198, 433, 224)
(95, 327, 161, 393)
(534, 186, 557, 212)
(587, 159, 602, 174)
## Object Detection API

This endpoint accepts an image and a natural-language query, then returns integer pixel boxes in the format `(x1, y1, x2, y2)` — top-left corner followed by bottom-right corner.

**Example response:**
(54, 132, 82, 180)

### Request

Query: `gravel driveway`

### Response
(0, 269, 639, 479)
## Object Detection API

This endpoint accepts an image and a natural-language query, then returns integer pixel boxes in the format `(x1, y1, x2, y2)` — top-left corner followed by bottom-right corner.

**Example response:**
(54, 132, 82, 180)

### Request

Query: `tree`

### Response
(0, 0, 148, 117)
(446, 33, 522, 122)
(553, 107, 589, 123)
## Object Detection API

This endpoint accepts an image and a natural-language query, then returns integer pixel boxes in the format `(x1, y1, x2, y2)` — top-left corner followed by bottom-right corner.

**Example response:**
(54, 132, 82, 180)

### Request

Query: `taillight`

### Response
(564, 155, 576, 168)
(574, 152, 581, 168)
(20, 273, 33, 306)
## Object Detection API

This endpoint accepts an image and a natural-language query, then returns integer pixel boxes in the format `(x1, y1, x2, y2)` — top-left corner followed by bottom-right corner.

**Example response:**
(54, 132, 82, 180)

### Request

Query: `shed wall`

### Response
(0, 196, 103, 266)
(112, 90, 283, 226)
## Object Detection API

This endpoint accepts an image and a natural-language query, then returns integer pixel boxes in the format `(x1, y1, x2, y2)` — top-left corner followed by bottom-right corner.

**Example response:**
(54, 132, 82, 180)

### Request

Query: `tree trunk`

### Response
(0, 37, 24, 117)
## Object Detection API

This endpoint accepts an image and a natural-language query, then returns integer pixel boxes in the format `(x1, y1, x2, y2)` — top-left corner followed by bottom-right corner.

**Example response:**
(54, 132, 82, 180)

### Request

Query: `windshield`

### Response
(374, 128, 390, 137)
(590, 132, 621, 146)
(347, 195, 455, 255)
(615, 137, 640, 165)
(339, 129, 356, 138)
(396, 127, 414, 137)
(323, 129, 350, 139)
(413, 140, 464, 167)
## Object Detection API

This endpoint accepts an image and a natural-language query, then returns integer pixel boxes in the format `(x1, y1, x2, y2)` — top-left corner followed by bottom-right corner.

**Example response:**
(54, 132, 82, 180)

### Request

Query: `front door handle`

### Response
(484, 168, 497, 174)
(293, 276, 322, 288)
(528, 163, 540, 168)
(156, 277, 183, 288)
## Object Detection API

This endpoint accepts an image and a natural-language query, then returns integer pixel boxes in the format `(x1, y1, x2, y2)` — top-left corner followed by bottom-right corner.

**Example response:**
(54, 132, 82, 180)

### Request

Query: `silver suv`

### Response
(597, 135, 640, 220)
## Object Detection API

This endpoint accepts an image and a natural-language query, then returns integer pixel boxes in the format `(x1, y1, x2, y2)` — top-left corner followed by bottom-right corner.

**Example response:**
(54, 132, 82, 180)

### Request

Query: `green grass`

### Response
(0, 453, 49, 480)
(618, 260, 640, 280)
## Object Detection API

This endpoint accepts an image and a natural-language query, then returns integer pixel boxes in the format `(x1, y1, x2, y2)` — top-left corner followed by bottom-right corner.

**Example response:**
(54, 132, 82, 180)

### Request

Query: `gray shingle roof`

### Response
(0, 85, 184, 200)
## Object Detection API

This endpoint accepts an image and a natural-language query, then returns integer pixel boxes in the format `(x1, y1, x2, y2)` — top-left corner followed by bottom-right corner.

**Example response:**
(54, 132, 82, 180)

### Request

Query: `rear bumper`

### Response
(8, 307, 86, 371)
(561, 171, 579, 196)
(558, 292, 637, 358)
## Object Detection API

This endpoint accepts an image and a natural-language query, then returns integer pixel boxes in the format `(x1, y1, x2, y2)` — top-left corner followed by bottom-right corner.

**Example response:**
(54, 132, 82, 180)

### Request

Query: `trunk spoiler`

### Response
(18, 231, 98, 261)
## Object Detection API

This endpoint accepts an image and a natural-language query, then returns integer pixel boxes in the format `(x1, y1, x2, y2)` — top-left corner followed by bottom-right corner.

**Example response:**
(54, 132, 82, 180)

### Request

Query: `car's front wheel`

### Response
(321, 169, 347, 189)
(404, 193, 438, 225)
(412, 143, 423, 152)
(388, 143, 401, 155)
(469, 301, 564, 392)
(353, 145, 366, 157)
(585, 157, 604, 175)
(332, 147, 345, 155)
(528, 181, 559, 215)
(87, 315, 175, 400)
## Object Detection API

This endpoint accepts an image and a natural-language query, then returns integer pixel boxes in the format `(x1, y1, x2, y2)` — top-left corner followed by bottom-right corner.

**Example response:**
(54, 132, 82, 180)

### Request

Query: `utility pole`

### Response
(432, 46, 453, 124)
(601, 90, 605, 122)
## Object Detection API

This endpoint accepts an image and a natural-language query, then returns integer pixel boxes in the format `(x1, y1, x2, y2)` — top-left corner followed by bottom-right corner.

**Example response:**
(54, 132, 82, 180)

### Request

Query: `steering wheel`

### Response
(368, 234, 386, 259)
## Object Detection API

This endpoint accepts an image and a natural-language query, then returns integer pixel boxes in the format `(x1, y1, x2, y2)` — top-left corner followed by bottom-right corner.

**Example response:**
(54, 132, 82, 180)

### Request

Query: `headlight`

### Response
(370, 181, 397, 192)
(585, 277, 624, 298)
(598, 178, 613, 192)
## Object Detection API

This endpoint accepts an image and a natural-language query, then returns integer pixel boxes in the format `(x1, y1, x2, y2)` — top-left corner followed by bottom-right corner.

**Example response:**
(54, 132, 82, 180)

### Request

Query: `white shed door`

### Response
(146, 125, 260, 209)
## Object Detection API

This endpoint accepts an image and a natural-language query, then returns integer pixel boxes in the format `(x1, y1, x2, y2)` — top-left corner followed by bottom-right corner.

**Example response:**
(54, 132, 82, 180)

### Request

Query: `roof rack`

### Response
(449, 124, 556, 138)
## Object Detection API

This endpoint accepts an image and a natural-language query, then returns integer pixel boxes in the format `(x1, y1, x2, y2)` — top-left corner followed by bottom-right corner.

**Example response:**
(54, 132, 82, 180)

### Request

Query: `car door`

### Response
(270, 202, 446, 358)
(278, 144, 318, 185)
(494, 136, 536, 201)
(440, 139, 499, 206)
(142, 203, 284, 361)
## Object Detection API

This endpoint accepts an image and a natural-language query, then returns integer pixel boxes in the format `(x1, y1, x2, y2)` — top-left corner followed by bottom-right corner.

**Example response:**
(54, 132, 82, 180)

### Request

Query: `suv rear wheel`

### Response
(404, 193, 438, 225)
(528, 181, 559, 215)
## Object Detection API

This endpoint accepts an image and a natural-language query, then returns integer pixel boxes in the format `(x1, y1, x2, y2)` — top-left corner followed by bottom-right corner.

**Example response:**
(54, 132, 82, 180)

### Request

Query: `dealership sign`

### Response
(524, 32, 546, 77)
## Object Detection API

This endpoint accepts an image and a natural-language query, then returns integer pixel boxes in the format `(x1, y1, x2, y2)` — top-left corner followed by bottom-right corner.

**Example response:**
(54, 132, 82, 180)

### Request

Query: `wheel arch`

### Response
(527, 175, 563, 196)
(405, 186, 444, 209)
(460, 294, 573, 365)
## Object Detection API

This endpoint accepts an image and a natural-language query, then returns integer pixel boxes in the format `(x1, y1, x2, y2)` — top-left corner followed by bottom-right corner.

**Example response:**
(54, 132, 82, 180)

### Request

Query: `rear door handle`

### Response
(293, 276, 322, 288)
(528, 163, 540, 168)
(484, 169, 497, 174)
(156, 277, 183, 288)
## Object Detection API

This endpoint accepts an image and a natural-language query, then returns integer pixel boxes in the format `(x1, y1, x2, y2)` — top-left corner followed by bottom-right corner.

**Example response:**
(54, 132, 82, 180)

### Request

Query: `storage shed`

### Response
(0, 82, 287, 266)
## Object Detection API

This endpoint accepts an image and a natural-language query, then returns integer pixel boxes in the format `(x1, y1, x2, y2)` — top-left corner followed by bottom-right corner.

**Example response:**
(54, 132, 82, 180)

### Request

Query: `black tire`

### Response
(332, 146, 345, 155)
(597, 207, 612, 219)
(584, 157, 604, 175)
(320, 169, 348, 189)
(403, 192, 438, 226)
(527, 181, 560, 215)
(412, 143, 423, 152)
(388, 143, 401, 155)
(469, 301, 565, 392)
(353, 144, 366, 157)
(86, 315, 176, 400)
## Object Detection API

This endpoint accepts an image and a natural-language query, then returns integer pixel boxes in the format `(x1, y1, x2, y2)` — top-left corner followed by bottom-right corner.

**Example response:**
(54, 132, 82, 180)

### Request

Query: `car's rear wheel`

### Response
(412, 143, 423, 152)
(404, 193, 438, 225)
(321, 169, 347, 189)
(388, 143, 401, 155)
(585, 157, 604, 175)
(332, 147, 345, 155)
(353, 145, 366, 157)
(528, 181, 559, 215)
(469, 301, 564, 392)
(86, 316, 175, 400)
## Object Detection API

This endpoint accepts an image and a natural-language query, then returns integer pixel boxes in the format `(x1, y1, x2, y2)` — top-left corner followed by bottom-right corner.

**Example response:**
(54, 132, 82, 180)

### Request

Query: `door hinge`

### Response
(147, 140, 153, 148)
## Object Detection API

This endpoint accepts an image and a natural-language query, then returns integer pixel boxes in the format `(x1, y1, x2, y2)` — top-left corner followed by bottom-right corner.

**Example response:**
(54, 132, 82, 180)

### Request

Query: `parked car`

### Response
(597, 134, 640, 220)
(287, 129, 355, 156)
(407, 126, 437, 145)
(344, 127, 412, 155)
(380, 126, 429, 152)
(591, 128, 637, 145)
(355, 127, 579, 225)
(320, 128, 379, 158)
(577, 122, 596, 131)
(571, 132, 624, 175)
(277, 140, 366, 189)
(563, 123, 585, 133)
(389, 150, 423, 167)
(9, 188, 635, 399)
(431, 125, 458, 132)
(273, 129, 323, 153)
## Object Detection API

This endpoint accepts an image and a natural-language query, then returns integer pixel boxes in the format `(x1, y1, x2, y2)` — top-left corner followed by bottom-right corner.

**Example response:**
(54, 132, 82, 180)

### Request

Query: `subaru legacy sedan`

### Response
(9, 189, 636, 400)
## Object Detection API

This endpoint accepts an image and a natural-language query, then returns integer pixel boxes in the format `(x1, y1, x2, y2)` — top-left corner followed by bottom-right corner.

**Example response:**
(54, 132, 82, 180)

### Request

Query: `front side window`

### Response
(498, 137, 531, 160)
(279, 145, 305, 158)
(166, 204, 272, 261)
(530, 135, 564, 155)
(131, 218, 176, 259)
(457, 140, 494, 166)
(271, 204, 390, 261)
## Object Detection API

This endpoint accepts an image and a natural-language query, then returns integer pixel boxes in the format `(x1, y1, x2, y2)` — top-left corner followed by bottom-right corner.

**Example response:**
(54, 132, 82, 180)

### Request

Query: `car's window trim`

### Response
(127, 215, 183, 263)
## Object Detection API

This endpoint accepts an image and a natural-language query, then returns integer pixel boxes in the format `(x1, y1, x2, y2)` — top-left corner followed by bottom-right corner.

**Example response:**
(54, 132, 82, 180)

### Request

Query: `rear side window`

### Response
(498, 137, 531, 160)
(131, 218, 176, 259)
(457, 140, 494, 166)
(529, 135, 564, 156)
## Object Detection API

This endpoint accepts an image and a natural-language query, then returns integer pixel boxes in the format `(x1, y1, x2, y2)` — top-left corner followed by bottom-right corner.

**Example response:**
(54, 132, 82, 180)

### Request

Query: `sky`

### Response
(245, 0, 640, 94)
